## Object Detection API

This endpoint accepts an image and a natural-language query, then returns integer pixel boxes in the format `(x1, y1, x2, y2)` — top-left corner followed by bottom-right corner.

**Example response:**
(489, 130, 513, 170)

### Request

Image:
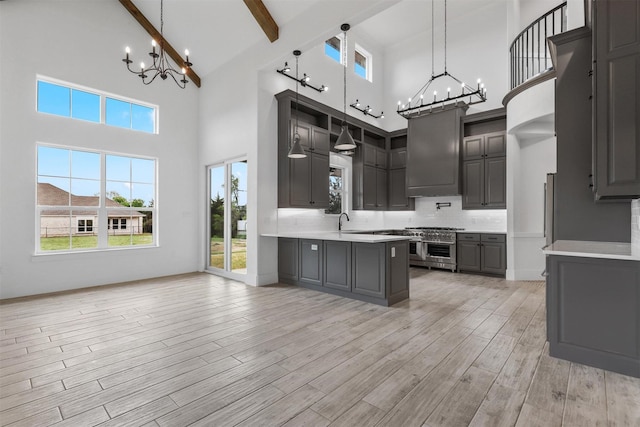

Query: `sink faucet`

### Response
(338, 212, 350, 231)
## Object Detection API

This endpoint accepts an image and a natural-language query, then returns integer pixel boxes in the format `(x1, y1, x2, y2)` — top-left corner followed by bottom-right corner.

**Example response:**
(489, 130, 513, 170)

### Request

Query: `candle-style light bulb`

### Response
(125, 46, 131, 54)
(477, 78, 481, 90)
(152, 39, 157, 47)
(140, 62, 145, 70)
(461, 82, 465, 95)
(433, 90, 437, 102)
(447, 87, 451, 98)
(184, 49, 189, 57)
(181, 67, 186, 74)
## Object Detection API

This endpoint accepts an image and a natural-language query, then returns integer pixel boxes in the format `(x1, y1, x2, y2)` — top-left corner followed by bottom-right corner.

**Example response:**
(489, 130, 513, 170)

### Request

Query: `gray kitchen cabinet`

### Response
(457, 233, 505, 276)
(456, 233, 481, 272)
(546, 255, 640, 378)
(390, 148, 407, 169)
(363, 144, 387, 169)
(359, 151, 388, 211)
(389, 168, 413, 210)
(289, 152, 329, 208)
(593, 0, 640, 200)
(278, 238, 298, 282)
(352, 242, 386, 299)
(299, 239, 323, 286)
(277, 237, 409, 306)
(462, 132, 506, 210)
(480, 234, 506, 275)
(407, 107, 466, 197)
(277, 91, 331, 209)
(323, 241, 351, 291)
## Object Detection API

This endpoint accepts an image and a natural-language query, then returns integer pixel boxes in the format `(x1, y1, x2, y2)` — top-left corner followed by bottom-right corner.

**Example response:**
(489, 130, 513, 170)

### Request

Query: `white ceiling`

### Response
(122, 0, 507, 78)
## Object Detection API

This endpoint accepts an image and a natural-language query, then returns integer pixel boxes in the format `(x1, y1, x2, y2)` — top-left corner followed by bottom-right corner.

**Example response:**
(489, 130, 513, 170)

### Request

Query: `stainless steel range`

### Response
(405, 227, 463, 272)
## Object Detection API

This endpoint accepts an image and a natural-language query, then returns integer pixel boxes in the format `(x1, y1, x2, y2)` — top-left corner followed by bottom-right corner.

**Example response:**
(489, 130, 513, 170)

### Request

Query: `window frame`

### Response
(36, 75, 159, 134)
(354, 43, 373, 82)
(325, 33, 346, 65)
(36, 143, 158, 254)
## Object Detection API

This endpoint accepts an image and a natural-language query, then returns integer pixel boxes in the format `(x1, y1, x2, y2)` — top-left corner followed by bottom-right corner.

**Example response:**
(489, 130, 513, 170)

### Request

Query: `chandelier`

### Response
(397, 0, 486, 117)
(122, 0, 193, 88)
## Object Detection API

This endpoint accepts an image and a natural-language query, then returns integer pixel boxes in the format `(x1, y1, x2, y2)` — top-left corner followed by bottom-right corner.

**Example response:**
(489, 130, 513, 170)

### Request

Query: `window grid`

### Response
(36, 76, 157, 134)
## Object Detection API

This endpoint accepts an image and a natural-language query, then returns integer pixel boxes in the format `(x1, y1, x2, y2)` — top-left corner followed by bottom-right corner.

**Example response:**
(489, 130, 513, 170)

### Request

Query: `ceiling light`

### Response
(122, 0, 193, 88)
(288, 50, 307, 159)
(397, 0, 486, 117)
(334, 23, 357, 152)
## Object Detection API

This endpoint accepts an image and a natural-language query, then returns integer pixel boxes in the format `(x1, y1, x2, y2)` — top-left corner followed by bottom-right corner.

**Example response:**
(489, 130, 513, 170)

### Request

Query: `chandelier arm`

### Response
(165, 70, 187, 89)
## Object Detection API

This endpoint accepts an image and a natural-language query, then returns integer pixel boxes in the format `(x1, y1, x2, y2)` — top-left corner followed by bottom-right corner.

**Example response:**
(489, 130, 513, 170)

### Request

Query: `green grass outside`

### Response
(210, 237, 246, 270)
(40, 234, 153, 251)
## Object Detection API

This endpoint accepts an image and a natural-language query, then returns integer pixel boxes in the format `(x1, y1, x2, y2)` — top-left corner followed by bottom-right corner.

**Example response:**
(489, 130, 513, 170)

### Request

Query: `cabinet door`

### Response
(376, 149, 388, 169)
(292, 122, 312, 151)
(481, 242, 506, 275)
(323, 241, 351, 291)
(462, 136, 484, 160)
(594, 0, 640, 200)
(389, 168, 408, 209)
(457, 240, 481, 271)
(289, 156, 312, 207)
(485, 132, 506, 158)
(363, 165, 377, 209)
(363, 144, 376, 167)
(484, 156, 506, 208)
(278, 238, 298, 282)
(388, 241, 409, 299)
(462, 159, 484, 209)
(310, 153, 330, 208)
(311, 127, 330, 154)
(376, 168, 388, 209)
(390, 149, 407, 169)
(299, 239, 322, 285)
(352, 242, 385, 299)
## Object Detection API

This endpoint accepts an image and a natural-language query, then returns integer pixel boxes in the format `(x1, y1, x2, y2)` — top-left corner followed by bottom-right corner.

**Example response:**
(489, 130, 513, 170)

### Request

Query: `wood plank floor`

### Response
(1, 269, 639, 426)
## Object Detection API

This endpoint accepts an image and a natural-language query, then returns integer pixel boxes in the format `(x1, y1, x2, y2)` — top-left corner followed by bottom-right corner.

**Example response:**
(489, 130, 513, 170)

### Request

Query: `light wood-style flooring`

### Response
(1, 269, 639, 426)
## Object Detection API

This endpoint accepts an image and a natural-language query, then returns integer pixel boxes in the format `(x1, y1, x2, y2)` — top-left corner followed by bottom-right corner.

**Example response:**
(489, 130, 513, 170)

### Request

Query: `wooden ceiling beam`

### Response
(243, 0, 279, 43)
(118, 0, 201, 88)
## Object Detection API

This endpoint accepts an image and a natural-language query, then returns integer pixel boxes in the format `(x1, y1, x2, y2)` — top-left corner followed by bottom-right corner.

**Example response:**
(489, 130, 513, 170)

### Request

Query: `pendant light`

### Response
(334, 24, 357, 151)
(288, 50, 307, 159)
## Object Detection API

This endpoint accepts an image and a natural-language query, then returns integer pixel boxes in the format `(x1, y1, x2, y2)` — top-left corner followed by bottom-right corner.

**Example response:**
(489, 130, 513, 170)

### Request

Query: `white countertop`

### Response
(542, 240, 639, 261)
(261, 231, 410, 243)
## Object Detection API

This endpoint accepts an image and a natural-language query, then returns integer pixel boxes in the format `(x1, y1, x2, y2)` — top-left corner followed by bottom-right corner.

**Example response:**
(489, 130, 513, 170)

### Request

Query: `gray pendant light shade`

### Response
(288, 132, 306, 158)
(334, 125, 356, 150)
(288, 50, 307, 159)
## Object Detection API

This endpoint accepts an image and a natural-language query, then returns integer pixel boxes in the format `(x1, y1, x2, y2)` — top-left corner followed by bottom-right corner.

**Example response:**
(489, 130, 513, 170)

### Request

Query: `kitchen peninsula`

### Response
(263, 232, 410, 306)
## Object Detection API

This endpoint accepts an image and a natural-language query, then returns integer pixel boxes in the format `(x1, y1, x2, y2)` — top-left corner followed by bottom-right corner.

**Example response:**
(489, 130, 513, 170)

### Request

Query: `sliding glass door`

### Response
(208, 160, 247, 275)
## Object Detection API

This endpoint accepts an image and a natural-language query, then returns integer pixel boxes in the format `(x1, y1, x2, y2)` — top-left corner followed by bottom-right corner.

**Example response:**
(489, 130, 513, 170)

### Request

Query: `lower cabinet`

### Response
(323, 240, 351, 291)
(299, 239, 323, 286)
(457, 233, 506, 276)
(546, 255, 640, 378)
(277, 238, 409, 306)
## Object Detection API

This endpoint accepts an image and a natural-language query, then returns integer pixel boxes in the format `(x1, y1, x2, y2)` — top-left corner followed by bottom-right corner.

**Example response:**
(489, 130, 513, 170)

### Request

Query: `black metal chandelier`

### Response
(122, 0, 193, 88)
(397, 0, 486, 117)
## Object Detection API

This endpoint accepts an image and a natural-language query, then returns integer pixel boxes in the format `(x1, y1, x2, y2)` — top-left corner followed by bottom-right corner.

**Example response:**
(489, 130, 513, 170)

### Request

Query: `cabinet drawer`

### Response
(481, 234, 505, 243)
(457, 233, 480, 242)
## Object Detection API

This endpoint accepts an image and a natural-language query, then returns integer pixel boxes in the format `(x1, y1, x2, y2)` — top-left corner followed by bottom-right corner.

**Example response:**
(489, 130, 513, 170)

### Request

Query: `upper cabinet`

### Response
(388, 131, 415, 211)
(406, 107, 466, 197)
(461, 110, 507, 210)
(277, 92, 331, 209)
(593, 0, 640, 200)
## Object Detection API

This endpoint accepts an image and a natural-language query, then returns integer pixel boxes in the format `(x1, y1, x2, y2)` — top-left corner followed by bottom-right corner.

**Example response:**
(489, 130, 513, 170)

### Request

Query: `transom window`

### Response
(325, 35, 344, 64)
(37, 145, 156, 252)
(355, 44, 372, 81)
(36, 77, 157, 133)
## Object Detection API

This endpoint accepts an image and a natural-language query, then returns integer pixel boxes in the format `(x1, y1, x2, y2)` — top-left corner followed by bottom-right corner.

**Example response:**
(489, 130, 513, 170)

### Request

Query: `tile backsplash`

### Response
(277, 196, 507, 233)
(632, 199, 640, 256)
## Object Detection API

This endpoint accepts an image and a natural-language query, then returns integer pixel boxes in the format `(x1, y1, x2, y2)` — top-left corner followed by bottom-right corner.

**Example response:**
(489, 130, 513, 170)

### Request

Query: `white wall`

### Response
(0, 1, 200, 298)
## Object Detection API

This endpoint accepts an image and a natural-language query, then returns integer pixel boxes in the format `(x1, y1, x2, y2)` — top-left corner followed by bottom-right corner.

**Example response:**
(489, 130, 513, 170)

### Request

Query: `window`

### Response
(36, 77, 157, 133)
(78, 219, 93, 233)
(354, 44, 372, 81)
(325, 35, 344, 64)
(37, 145, 156, 252)
(326, 167, 344, 215)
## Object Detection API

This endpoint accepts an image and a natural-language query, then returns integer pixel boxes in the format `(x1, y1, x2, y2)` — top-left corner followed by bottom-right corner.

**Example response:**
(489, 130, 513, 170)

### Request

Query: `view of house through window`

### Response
(209, 160, 248, 274)
(37, 145, 156, 252)
(355, 44, 372, 81)
(326, 167, 344, 215)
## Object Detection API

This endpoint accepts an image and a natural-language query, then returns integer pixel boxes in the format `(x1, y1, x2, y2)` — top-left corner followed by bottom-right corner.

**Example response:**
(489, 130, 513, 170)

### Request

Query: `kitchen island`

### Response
(263, 232, 410, 306)
(543, 240, 640, 378)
